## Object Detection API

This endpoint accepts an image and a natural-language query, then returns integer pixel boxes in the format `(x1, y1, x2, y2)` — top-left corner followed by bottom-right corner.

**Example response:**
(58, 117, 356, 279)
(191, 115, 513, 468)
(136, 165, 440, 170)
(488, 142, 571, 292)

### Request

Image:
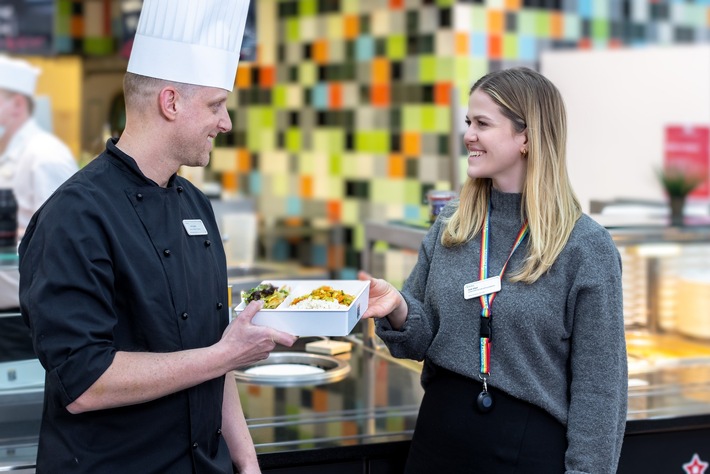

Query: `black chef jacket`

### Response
(19, 139, 232, 473)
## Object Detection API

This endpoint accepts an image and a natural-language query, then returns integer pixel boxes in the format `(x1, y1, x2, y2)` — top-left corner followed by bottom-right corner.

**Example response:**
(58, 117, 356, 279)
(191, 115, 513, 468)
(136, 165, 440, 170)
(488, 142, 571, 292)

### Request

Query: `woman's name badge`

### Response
(182, 219, 208, 236)
(463, 276, 501, 300)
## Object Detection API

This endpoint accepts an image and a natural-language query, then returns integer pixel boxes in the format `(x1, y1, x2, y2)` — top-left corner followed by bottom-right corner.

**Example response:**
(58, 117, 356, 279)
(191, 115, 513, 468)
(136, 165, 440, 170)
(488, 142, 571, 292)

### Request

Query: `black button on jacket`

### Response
(19, 139, 231, 473)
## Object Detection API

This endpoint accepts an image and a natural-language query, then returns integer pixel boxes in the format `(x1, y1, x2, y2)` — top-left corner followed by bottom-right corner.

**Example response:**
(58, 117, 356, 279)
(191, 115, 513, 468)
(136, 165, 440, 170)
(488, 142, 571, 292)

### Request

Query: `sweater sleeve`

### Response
(374, 208, 453, 361)
(564, 225, 628, 474)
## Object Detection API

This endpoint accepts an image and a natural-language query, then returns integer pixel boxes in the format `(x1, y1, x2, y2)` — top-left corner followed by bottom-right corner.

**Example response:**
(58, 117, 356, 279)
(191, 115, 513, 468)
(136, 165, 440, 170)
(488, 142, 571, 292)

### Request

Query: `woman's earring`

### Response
(521, 147, 528, 155)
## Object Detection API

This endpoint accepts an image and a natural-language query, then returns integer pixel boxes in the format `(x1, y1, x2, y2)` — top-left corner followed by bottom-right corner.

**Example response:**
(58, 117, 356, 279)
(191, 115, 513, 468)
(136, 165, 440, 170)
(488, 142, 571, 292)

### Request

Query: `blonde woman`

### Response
(359, 67, 627, 473)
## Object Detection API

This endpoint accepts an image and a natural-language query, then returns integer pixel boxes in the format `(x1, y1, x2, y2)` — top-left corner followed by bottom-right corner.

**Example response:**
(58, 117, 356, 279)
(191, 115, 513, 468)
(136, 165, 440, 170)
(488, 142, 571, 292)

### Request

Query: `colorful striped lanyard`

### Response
(478, 200, 529, 378)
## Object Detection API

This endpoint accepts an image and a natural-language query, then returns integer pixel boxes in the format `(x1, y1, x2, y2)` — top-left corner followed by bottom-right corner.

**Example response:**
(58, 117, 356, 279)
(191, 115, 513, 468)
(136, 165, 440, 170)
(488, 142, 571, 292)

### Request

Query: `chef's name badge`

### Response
(182, 219, 208, 236)
(463, 276, 501, 300)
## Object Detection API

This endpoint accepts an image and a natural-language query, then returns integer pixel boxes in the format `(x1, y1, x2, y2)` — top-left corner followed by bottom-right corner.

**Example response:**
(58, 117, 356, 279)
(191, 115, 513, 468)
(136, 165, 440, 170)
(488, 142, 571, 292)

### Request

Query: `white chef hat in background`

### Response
(127, 0, 251, 92)
(0, 55, 40, 97)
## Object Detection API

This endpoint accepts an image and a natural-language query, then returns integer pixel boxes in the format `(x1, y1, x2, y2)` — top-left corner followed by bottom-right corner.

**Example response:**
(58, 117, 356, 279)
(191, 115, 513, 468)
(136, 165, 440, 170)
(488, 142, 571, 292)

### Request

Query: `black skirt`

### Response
(405, 365, 567, 474)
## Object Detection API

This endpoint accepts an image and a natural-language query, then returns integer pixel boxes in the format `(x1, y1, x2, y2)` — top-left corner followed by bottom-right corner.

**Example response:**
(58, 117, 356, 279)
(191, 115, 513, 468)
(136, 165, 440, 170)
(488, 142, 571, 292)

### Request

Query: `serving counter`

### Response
(3, 336, 710, 473)
(3, 217, 710, 472)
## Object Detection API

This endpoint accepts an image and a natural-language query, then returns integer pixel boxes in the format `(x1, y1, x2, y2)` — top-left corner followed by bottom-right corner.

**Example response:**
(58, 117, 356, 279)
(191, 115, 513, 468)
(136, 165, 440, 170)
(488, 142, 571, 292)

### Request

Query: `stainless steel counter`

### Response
(3, 218, 710, 471)
(4, 334, 710, 472)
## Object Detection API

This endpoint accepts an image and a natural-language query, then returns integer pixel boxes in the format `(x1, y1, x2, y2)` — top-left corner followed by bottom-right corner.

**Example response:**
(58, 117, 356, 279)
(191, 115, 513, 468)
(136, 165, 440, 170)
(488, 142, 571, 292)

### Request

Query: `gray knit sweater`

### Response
(376, 189, 627, 474)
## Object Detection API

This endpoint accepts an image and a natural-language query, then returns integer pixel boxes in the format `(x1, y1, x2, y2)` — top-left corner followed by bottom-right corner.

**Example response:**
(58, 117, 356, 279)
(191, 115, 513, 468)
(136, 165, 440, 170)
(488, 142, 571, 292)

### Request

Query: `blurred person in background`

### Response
(18, 0, 296, 472)
(0, 55, 77, 362)
(360, 67, 627, 474)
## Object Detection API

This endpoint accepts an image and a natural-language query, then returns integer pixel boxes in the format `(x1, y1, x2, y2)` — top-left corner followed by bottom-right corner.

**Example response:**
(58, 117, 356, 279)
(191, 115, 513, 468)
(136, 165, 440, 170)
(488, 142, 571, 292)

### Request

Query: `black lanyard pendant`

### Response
(476, 376, 494, 413)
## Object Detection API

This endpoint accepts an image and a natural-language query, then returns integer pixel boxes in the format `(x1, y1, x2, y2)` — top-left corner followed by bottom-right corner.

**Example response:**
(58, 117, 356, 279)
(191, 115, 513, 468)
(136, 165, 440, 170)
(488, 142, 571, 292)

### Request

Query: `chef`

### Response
(18, 1, 296, 472)
(0, 55, 77, 362)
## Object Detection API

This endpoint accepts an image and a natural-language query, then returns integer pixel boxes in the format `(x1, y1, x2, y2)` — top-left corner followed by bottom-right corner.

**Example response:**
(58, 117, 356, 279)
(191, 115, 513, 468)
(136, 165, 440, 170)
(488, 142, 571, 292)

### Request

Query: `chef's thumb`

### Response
(235, 299, 264, 324)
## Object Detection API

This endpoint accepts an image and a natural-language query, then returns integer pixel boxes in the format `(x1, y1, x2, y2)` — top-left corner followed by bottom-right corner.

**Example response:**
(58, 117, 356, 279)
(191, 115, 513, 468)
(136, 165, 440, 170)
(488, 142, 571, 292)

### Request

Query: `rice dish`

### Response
(289, 285, 355, 310)
(290, 298, 348, 310)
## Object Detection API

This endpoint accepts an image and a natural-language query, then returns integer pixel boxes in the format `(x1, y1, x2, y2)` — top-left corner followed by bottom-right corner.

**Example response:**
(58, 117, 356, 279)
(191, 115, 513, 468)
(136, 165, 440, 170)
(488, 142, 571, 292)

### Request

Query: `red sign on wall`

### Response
(664, 126, 710, 199)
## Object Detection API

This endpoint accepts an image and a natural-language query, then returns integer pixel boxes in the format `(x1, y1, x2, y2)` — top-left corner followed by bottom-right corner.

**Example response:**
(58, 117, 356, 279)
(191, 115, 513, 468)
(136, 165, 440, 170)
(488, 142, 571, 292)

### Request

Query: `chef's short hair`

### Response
(123, 72, 198, 111)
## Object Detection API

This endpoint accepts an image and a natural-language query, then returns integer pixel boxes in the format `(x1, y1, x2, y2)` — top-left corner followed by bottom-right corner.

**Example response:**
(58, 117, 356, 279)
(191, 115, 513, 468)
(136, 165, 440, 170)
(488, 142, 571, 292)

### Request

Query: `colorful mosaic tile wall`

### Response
(55, 0, 118, 55)
(213, 0, 710, 280)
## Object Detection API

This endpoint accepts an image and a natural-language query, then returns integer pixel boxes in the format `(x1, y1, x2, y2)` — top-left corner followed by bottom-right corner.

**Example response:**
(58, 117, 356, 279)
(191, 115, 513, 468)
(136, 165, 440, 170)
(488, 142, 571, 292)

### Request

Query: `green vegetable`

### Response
(241, 283, 290, 309)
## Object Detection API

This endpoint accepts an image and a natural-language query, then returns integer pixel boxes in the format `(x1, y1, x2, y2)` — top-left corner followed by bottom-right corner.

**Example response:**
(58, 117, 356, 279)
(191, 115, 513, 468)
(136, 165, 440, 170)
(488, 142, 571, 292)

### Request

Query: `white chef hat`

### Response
(0, 55, 40, 97)
(127, 0, 250, 92)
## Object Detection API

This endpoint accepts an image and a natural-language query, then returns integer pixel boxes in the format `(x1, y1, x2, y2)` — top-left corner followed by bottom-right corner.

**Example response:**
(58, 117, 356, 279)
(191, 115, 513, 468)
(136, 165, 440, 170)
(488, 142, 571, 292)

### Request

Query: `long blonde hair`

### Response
(442, 67, 582, 283)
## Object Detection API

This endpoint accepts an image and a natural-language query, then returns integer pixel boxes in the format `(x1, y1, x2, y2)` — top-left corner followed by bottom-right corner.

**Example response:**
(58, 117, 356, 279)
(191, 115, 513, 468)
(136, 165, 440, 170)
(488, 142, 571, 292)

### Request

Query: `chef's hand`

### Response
(220, 300, 297, 370)
(358, 271, 408, 330)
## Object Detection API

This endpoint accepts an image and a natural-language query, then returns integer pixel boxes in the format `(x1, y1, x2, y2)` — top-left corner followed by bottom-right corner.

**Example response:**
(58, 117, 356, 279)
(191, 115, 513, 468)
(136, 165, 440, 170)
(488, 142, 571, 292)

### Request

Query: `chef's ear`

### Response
(157, 86, 179, 121)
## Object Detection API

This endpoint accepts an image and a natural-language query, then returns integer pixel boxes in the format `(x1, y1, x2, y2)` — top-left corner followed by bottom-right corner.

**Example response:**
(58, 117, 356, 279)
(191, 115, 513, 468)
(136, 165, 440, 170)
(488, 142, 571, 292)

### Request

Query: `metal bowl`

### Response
(233, 352, 350, 387)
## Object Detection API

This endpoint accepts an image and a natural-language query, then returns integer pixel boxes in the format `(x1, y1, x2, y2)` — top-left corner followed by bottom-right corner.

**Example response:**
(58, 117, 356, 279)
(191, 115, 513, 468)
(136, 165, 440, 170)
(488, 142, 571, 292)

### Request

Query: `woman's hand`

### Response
(358, 271, 408, 329)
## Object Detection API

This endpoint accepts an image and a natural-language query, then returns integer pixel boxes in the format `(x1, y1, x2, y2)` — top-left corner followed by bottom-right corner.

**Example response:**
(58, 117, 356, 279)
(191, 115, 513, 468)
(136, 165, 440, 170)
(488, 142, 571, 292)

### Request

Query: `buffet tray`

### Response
(233, 280, 370, 336)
